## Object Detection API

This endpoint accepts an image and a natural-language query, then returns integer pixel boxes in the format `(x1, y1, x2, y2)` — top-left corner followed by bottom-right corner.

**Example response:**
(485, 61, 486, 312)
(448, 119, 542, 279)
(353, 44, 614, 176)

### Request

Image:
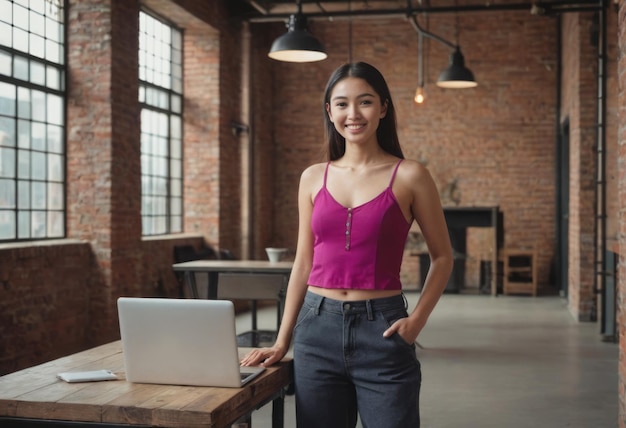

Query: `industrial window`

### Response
(0, 0, 66, 242)
(139, 10, 183, 236)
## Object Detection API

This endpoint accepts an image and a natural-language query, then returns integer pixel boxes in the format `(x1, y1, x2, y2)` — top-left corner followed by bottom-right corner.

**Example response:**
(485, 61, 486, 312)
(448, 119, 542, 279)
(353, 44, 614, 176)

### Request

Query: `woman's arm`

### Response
(383, 160, 453, 344)
(241, 164, 320, 366)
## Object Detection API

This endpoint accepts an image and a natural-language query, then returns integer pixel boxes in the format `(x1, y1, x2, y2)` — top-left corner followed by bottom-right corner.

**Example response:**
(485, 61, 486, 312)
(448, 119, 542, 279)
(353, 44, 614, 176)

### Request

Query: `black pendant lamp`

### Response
(268, 1, 327, 63)
(410, 15, 477, 89)
(436, 46, 477, 88)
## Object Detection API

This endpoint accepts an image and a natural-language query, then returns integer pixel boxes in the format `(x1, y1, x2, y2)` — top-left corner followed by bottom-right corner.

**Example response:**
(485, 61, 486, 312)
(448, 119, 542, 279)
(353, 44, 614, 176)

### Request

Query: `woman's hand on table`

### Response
(240, 345, 287, 367)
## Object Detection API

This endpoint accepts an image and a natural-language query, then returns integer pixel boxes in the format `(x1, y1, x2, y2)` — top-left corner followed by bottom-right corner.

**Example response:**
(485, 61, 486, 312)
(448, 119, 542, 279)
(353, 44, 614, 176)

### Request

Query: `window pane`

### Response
(0, 81, 16, 116)
(48, 153, 62, 181)
(46, 17, 61, 42)
(170, 178, 181, 197)
(13, 27, 28, 53)
(17, 210, 29, 238)
(47, 210, 63, 237)
(0, 1, 12, 24)
(170, 215, 181, 233)
(31, 89, 45, 122)
(32, 181, 45, 209)
(158, 88, 168, 109)
(45, 39, 60, 63)
(0, 178, 15, 208)
(47, 93, 63, 125)
(171, 115, 181, 139)
(153, 217, 164, 234)
(172, 76, 182, 94)
(171, 137, 181, 159)
(31, 122, 45, 150)
(30, 60, 45, 85)
(17, 180, 29, 208)
(142, 216, 151, 235)
(0, 116, 15, 147)
(48, 182, 62, 209)
(31, 151, 45, 180)
(47, 124, 62, 153)
(13, 4, 28, 31)
(46, 65, 60, 90)
(17, 149, 29, 178)
(170, 195, 181, 214)
(0, 48, 11, 75)
(0, 210, 16, 239)
(30, 10, 44, 36)
(171, 94, 181, 113)
(31, 210, 45, 237)
(17, 86, 30, 119)
(0, 147, 15, 177)
(29, 0, 44, 14)
(170, 159, 181, 179)
(30, 33, 45, 58)
(13, 55, 28, 80)
(0, 22, 11, 47)
(17, 119, 30, 148)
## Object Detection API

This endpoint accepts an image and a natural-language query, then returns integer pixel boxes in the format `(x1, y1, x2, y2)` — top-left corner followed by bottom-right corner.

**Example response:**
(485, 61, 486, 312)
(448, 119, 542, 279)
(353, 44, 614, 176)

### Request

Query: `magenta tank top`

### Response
(307, 160, 411, 290)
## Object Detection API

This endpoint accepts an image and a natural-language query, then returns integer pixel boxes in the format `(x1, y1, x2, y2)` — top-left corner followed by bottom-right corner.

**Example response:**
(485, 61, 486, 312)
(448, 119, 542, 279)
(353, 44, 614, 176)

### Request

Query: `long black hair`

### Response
(323, 62, 404, 161)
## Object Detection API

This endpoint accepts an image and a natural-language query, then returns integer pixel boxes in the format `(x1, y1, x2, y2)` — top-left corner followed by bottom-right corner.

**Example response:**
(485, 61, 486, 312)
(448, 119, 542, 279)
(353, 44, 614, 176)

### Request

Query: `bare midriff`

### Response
(307, 285, 402, 301)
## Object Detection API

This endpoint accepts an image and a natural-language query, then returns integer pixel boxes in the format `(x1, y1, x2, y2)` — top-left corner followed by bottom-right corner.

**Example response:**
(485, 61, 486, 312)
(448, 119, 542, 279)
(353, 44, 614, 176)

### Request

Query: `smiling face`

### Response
(326, 77, 388, 147)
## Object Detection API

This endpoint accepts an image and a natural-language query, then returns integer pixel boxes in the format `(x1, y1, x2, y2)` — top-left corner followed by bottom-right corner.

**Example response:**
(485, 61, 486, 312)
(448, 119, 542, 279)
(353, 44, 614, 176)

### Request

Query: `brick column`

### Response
(66, 0, 142, 345)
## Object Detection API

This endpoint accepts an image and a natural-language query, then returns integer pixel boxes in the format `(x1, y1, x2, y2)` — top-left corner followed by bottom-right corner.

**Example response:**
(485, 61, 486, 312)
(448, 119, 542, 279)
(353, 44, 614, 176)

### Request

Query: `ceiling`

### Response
(229, 0, 606, 21)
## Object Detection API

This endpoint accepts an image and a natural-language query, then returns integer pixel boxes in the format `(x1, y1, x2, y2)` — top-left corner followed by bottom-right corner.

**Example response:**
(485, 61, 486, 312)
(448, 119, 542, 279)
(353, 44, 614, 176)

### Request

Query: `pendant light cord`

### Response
(348, 0, 353, 62)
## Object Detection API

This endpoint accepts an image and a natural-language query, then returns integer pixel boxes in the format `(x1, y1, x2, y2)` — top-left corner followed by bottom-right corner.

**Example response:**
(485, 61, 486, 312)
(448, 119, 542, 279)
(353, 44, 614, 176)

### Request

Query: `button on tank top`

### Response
(307, 160, 411, 290)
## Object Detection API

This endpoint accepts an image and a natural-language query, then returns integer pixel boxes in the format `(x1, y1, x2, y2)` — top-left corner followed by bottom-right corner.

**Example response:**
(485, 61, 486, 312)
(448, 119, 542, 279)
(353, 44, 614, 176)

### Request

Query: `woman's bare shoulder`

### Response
(398, 158, 431, 182)
(300, 162, 328, 182)
(298, 162, 328, 198)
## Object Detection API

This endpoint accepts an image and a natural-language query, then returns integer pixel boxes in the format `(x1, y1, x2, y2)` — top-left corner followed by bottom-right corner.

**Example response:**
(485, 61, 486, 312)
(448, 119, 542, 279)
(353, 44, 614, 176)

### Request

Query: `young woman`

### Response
(242, 62, 453, 428)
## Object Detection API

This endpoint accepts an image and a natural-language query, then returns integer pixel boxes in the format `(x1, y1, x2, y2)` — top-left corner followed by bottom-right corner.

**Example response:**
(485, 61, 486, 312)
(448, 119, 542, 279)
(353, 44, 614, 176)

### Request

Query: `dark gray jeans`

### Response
(293, 291, 421, 428)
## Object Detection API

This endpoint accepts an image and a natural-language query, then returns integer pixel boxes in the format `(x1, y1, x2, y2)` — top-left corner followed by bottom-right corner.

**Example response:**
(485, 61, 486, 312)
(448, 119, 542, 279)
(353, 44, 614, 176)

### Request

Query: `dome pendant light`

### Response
(410, 15, 477, 89)
(436, 46, 477, 88)
(268, 1, 327, 63)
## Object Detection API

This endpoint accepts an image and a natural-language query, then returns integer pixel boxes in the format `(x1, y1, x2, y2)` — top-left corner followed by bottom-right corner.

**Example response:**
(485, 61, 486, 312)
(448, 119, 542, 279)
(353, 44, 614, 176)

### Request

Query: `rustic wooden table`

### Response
(0, 341, 293, 428)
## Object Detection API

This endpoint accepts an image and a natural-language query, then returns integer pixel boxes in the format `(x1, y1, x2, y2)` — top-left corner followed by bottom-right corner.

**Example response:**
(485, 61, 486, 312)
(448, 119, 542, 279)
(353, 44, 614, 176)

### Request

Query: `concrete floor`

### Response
(236, 292, 618, 428)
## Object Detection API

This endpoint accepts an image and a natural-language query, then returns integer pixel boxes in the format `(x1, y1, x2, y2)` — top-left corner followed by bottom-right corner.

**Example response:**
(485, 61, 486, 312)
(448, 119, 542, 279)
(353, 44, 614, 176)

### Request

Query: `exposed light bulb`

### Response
(414, 86, 426, 104)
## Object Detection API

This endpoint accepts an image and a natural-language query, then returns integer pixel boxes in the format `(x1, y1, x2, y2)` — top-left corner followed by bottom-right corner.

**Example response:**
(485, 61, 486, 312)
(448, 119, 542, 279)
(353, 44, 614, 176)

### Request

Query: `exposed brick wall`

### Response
(65, 0, 143, 344)
(0, 242, 93, 374)
(561, 4, 619, 320)
(179, 15, 222, 244)
(561, 12, 602, 321)
(250, 23, 283, 258)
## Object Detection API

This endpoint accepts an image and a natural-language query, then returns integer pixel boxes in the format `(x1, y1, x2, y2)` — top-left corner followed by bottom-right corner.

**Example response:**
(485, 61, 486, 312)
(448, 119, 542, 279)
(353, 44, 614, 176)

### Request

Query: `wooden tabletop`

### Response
(172, 259, 293, 273)
(0, 341, 293, 428)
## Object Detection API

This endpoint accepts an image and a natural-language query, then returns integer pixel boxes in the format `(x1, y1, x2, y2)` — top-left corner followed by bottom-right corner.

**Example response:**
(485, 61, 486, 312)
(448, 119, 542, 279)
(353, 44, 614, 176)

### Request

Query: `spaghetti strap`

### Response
(323, 162, 331, 188)
(388, 159, 403, 187)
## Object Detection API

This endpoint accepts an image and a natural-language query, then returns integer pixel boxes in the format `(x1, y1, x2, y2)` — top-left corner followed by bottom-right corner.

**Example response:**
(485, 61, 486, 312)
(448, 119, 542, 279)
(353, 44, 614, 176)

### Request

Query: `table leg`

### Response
(251, 300, 258, 330)
(271, 390, 285, 428)
(207, 271, 218, 299)
(185, 271, 199, 298)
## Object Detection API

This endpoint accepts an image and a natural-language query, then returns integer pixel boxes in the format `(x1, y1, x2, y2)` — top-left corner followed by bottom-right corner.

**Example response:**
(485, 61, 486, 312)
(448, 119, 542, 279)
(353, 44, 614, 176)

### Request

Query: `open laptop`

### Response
(117, 297, 265, 388)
